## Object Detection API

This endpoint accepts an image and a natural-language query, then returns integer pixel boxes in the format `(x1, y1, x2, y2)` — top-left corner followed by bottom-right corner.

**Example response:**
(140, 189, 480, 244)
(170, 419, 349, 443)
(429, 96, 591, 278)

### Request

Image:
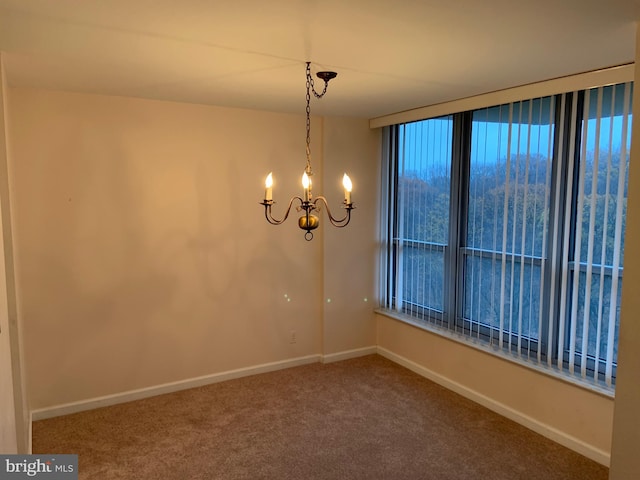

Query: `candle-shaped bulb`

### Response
(265, 172, 273, 201)
(343, 173, 352, 204)
(302, 171, 311, 201)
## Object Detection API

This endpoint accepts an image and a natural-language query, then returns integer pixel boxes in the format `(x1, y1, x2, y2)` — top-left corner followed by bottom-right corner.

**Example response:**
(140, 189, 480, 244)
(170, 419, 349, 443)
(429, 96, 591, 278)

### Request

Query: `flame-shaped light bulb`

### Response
(343, 173, 352, 204)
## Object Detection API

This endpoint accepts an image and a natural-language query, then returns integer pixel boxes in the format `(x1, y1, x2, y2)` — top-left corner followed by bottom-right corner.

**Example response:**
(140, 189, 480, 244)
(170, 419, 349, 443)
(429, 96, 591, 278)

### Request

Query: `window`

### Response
(395, 117, 453, 320)
(382, 82, 632, 388)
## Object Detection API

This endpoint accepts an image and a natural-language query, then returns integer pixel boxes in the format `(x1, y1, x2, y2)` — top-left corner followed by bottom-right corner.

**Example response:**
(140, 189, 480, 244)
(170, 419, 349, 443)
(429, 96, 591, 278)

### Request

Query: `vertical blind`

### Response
(384, 81, 633, 388)
(395, 117, 452, 322)
(561, 83, 632, 386)
(463, 97, 555, 357)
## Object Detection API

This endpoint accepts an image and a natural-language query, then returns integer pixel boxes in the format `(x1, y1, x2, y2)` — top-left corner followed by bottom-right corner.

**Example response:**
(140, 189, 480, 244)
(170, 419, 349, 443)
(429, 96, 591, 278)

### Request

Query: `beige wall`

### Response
(7, 88, 376, 410)
(321, 117, 379, 355)
(0, 53, 27, 454)
(376, 314, 614, 463)
(609, 28, 640, 480)
(0, 53, 17, 454)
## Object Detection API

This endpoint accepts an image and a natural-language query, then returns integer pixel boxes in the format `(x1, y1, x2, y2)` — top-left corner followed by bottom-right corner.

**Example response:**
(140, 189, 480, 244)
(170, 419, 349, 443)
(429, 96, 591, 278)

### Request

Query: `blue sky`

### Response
(400, 114, 631, 178)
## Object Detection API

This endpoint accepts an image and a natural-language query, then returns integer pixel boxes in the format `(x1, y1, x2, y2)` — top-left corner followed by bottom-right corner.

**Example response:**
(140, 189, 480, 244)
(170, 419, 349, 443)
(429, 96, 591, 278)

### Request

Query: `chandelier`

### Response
(260, 62, 354, 241)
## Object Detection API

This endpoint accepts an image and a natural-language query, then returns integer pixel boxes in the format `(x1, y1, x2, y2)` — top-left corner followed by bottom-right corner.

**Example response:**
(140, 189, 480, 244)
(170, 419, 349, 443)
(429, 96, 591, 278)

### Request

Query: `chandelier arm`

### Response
(261, 197, 303, 225)
(313, 196, 354, 228)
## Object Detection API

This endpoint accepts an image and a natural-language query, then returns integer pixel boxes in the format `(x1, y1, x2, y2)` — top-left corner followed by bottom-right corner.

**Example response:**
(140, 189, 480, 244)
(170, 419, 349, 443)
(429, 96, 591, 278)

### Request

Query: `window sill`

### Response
(375, 308, 615, 400)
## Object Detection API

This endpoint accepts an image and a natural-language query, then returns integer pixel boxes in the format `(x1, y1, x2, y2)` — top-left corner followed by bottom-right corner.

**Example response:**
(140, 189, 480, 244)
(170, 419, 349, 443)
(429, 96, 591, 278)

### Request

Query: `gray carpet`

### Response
(32, 355, 608, 479)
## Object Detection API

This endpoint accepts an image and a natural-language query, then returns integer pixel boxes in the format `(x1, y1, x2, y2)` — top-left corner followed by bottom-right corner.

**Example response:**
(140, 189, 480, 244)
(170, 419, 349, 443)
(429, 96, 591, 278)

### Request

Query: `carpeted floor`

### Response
(32, 355, 608, 479)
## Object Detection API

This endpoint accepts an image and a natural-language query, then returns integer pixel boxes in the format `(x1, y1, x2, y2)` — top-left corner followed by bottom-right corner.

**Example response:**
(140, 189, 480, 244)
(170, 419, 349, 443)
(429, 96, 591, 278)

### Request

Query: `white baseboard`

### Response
(31, 354, 321, 421)
(377, 347, 610, 467)
(322, 346, 377, 364)
(32, 346, 607, 466)
(31, 347, 380, 422)
(31, 348, 379, 422)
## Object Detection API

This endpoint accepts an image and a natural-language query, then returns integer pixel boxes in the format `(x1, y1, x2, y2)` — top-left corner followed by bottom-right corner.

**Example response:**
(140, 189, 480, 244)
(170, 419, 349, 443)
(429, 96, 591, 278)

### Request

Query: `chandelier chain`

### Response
(307, 65, 329, 99)
(306, 68, 312, 174)
(305, 62, 330, 175)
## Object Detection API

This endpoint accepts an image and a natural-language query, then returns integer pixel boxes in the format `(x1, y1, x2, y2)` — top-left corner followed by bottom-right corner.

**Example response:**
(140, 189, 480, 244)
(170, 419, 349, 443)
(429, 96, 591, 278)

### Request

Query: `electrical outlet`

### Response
(289, 330, 296, 344)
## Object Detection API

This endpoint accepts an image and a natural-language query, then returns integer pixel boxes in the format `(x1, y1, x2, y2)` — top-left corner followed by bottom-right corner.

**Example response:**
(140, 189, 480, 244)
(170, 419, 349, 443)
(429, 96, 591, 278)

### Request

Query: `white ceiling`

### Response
(0, 0, 638, 119)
